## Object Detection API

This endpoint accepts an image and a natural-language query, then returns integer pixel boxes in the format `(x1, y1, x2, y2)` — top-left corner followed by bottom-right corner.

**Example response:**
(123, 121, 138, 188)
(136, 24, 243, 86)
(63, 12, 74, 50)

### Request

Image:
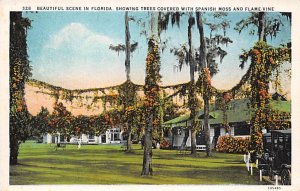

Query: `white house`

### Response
(42, 127, 124, 144)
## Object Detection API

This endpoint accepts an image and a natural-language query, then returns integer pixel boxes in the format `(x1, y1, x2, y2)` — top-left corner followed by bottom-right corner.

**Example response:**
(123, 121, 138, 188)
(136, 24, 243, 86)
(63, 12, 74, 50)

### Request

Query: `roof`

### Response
(272, 92, 287, 101)
(164, 98, 291, 126)
(163, 114, 190, 126)
(269, 100, 291, 113)
(271, 129, 291, 134)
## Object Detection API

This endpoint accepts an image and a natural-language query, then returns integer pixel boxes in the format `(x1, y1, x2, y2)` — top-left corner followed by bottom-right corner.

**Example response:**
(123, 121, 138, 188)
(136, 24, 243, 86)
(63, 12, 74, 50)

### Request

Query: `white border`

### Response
(1, 0, 300, 191)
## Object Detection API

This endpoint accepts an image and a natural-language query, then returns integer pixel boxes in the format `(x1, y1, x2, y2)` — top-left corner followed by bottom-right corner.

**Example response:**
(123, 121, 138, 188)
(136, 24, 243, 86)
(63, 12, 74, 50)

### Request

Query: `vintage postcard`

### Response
(1, 0, 300, 191)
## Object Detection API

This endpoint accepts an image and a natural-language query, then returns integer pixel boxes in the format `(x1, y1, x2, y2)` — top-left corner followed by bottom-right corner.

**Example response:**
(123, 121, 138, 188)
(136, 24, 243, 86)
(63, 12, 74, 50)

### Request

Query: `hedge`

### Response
(216, 135, 250, 154)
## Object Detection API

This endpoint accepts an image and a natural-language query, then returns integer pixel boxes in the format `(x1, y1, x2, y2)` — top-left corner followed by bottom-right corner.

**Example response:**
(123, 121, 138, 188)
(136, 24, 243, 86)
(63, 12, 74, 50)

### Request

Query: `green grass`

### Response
(10, 141, 263, 185)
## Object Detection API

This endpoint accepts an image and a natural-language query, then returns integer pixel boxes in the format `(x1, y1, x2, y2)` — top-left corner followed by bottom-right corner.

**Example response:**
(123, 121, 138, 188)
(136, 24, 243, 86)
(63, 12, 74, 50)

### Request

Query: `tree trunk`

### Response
(180, 128, 189, 149)
(187, 14, 197, 155)
(141, 113, 153, 175)
(126, 123, 132, 152)
(125, 12, 133, 152)
(190, 126, 197, 155)
(125, 11, 131, 81)
(141, 12, 159, 176)
(196, 12, 207, 68)
(204, 98, 212, 156)
(258, 12, 266, 42)
(196, 12, 211, 157)
(189, 89, 197, 155)
(10, 12, 31, 165)
(10, 137, 19, 165)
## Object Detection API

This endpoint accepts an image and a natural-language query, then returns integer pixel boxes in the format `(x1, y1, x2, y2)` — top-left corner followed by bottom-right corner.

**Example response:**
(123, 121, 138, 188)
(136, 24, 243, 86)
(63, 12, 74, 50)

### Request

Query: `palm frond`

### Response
(109, 44, 125, 55)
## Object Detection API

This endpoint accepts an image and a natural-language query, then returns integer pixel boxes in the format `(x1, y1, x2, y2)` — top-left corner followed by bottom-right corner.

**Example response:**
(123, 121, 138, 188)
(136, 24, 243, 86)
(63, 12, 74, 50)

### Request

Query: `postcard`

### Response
(1, 0, 300, 191)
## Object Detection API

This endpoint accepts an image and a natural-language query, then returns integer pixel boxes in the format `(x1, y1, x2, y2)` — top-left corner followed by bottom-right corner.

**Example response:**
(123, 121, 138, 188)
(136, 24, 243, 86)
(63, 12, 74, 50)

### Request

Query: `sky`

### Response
(23, 11, 291, 93)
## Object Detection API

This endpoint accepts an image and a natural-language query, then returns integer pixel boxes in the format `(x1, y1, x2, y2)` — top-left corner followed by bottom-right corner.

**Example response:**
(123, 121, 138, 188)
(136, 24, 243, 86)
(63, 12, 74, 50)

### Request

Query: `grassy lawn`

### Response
(10, 141, 263, 185)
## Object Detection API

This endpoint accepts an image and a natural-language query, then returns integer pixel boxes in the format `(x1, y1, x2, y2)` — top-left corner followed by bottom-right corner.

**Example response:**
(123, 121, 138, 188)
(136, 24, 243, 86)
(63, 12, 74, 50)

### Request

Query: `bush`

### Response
(160, 139, 171, 149)
(216, 135, 250, 154)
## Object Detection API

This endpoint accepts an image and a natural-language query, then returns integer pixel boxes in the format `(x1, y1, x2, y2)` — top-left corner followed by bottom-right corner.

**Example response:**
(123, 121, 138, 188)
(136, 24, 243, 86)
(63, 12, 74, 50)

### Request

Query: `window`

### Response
(178, 128, 182, 135)
(113, 133, 120, 141)
(101, 135, 106, 143)
(234, 125, 250, 136)
(88, 135, 94, 139)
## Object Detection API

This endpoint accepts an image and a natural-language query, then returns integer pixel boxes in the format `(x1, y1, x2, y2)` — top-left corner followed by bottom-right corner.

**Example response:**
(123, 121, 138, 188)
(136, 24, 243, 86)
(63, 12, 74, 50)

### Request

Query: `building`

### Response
(42, 127, 124, 144)
(163, 96, 291, 149)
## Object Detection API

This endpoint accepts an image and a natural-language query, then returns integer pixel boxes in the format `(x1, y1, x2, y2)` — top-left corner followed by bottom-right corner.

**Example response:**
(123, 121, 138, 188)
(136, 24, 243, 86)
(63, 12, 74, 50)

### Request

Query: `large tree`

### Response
(171, 13, 199, 155)
(160, 12, 231, 156)
(9, 12, 32, 165)
(235, 12, 290, 43)
(141, 12, 161, 176)
(50, 102, 73, 141)
(109, 12, 138, 152)
(235, 12, 291, 156)
(31, 107, 51, 138)
(196, 12, 210, 156)
(197, 12, 232, 156)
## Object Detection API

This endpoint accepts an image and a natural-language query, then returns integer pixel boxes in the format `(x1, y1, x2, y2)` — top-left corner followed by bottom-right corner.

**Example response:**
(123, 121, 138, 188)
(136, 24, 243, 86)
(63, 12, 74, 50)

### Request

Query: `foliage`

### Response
(10, 12, 32, 165)
(215, 92, 233, 134)
(265, 110, 291, 130)
(117, 81, 138, 122)
(239, 41, 291, 153)
(31, 107, 51, 137)
(159, 139, 171, 149)
(197, 67, 213, 99)
(162, 97, 180, 122)
(198, 13, 233, 76)
(109, 42, 138, 55)
(71, 115, 106, 135)
(216, 135, 250, 154)
(234, 12, 287, 41)
(144, 38, 161, 110)
(158, 12, 182, 35)
(141, 36, 161, 176)
(145, 40, 161, 92)
(50, 102, 73, 138)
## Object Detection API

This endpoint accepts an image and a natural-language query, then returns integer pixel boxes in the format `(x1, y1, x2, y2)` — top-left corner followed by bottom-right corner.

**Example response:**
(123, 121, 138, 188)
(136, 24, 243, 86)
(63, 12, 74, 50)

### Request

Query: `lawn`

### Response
(10, 141, 263, 185)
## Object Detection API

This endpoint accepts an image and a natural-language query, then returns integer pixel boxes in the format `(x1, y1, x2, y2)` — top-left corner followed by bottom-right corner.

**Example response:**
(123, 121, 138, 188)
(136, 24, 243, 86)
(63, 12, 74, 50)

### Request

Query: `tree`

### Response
(160, 12, 199, 155)
(50, 102, 73, 141)
(109, 12, 138, 152)
(239, 42, 291, 156)
(141, 12, 161, 176)
(9, 12, 32, 165)
(31, 107, 51, 138)
(235, 12, 289, 43)
(172, 13, 199, 155)
(161, 12, 231, 156)
(117, 81, 138, 151)
(235, 12, 291, 156)
(195, 12, 232, 157)
(196, 12, 211, 156)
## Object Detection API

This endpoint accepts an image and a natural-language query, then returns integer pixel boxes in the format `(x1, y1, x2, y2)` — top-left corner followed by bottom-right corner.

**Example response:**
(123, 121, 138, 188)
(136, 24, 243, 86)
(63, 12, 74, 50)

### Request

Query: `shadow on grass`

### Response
(11, 142, 261, 185)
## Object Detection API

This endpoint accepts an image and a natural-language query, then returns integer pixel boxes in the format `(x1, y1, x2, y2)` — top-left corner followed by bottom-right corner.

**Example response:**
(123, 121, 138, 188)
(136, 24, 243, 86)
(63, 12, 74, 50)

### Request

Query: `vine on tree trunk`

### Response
(239, 41, 291, 154)
(141, 37, 161, 176)
(10, 12, 32, 165)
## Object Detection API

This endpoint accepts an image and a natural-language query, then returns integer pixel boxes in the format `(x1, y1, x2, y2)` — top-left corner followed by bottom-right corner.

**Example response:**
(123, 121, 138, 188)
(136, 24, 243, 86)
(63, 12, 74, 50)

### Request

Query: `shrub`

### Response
(216, 135, 250, 154)
(160, 139, 171, 149)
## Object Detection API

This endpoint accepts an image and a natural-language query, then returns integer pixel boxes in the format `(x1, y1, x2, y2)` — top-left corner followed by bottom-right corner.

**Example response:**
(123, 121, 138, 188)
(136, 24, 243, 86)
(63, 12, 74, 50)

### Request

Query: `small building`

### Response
(164, 96, 291, 149)
(42, 126, 124, 144)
